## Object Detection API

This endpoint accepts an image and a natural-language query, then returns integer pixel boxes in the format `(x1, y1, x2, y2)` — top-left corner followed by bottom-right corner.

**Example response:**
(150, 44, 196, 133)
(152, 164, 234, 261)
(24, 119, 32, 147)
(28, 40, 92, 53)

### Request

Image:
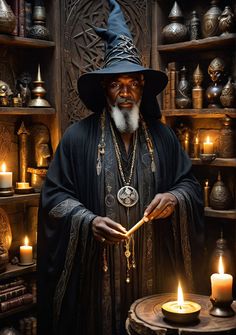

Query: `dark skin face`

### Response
(103, 73, 144, 110)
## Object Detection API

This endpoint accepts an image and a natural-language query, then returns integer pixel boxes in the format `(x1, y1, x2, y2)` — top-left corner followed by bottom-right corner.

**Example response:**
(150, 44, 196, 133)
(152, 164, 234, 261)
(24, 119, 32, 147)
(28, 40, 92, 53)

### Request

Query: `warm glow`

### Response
(218, 255, 224, 275)
(24, 236, 29, 246)
(205, 179, 208, 187)
(1, 163, 6, 172)
(205, 136, 212, 144)
(195, 137, 199, 144)
(177, 282, 184, 307)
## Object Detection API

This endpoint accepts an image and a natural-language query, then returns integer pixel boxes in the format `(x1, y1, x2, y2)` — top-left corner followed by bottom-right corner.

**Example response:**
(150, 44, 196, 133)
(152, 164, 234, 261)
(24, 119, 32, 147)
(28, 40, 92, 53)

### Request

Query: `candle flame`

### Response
(177, 282, 184, 307)
(1, 163, 6, 172)
(218, 255, 224, 275)
(205, 179, 208, 187)
(205, 136, 212, 144)
(195, 137, 199, 144)
(24, 236, 29, 246)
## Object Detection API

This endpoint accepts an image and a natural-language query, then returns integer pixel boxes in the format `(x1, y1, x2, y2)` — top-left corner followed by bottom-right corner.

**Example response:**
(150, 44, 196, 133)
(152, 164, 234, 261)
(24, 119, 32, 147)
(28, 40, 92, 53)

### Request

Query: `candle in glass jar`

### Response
(0, 163, 12, 188)
(20, 236, 33, 264)
(203, 136, 214, 154)
(211, 256, 233, 301)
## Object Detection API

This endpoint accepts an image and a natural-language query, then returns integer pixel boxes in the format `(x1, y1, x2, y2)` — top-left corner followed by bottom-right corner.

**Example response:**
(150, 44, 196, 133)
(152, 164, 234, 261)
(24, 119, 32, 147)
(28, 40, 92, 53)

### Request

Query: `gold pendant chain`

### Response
(110, 121, 137, 186)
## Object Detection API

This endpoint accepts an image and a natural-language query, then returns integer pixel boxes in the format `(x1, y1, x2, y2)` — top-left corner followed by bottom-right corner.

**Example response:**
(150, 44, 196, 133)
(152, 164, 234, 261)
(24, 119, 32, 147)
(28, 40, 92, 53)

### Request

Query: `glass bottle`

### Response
(176, 66, 191, 109)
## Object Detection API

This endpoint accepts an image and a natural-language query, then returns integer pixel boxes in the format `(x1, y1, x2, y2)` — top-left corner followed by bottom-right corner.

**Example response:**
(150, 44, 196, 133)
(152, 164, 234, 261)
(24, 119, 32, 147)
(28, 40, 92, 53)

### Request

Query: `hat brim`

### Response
(77, 61, 168, 114)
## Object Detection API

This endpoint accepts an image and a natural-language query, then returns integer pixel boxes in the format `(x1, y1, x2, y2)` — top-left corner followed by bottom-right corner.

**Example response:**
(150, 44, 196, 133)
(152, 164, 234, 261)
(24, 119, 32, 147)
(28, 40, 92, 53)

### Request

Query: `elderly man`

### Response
(37, 1, 205, 334)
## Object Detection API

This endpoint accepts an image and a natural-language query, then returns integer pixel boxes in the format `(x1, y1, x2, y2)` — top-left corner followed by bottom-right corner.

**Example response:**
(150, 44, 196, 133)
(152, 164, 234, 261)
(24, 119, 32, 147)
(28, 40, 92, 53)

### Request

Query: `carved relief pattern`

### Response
(0, 125, 12, 164)
(62, 0, 150, 131)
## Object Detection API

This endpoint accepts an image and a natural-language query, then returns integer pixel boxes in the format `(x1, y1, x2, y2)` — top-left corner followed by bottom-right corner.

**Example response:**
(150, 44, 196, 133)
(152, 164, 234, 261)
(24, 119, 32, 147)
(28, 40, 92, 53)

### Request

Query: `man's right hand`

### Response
(92, 216, 128, 244)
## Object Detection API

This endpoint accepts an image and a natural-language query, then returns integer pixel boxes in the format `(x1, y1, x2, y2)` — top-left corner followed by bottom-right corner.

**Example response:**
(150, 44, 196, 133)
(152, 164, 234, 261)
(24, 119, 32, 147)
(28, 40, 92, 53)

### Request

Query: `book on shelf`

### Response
(0, 279, 25, 291)
(0, 293, 33, 312)
(0, 285, 27, 302)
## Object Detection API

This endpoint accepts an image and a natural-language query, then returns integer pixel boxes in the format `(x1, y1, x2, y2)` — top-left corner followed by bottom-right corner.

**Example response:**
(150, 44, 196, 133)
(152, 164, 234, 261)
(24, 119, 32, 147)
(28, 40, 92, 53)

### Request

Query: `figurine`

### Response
(206, 57, 225, 108)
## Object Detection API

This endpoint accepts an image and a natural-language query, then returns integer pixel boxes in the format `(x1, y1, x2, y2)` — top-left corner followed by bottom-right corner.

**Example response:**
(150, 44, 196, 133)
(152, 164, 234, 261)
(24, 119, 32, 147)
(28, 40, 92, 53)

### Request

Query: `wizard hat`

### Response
(78, 0, 168, 116)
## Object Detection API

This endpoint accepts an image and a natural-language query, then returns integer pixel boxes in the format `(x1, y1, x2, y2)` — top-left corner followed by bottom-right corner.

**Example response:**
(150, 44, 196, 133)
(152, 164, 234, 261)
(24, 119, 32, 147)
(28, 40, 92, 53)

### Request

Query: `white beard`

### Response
(109, 101, 140, 133)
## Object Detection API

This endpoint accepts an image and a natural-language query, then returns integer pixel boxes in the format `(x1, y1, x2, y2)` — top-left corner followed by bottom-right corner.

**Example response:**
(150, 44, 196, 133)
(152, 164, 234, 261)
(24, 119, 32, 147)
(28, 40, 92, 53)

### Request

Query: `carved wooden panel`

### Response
(61, 0, 151, 132)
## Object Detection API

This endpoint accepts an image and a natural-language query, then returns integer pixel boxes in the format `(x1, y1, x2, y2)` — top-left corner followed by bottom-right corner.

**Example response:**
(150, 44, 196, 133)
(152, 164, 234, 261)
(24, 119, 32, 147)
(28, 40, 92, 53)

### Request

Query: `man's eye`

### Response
(110, 82, 120, 89)
(130, 81, 139, 88)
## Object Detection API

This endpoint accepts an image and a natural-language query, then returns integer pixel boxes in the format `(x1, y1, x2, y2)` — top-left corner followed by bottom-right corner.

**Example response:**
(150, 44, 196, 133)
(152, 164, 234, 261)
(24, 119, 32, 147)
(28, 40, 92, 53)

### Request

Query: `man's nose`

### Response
(119, 85, 131, 97)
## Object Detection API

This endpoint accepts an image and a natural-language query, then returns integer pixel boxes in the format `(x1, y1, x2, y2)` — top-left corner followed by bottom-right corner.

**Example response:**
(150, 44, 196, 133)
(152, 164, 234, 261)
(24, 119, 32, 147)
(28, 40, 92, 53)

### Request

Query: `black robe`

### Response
(37, 112, 205, 335)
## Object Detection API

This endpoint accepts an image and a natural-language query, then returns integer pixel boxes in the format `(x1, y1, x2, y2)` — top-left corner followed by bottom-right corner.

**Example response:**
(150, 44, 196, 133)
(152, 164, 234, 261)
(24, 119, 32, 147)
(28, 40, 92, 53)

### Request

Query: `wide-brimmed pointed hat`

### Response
(78, 0, 168, 116)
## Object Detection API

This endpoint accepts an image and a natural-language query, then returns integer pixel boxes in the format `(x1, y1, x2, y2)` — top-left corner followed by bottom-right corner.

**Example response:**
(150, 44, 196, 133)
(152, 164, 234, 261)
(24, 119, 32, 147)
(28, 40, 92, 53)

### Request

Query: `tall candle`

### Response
(203, 136, 214, 154)
(204, 179, 209, 207)
(0, 163, 12, 188)
(211, 256, 233, 301)
(20, 236, 33, 264)
(193, 136, 199, 158)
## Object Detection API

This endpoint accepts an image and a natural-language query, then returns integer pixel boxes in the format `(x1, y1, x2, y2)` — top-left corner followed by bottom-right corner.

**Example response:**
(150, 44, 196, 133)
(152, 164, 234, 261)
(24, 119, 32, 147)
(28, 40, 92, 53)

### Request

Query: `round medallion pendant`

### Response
(117, 186, 139, 208)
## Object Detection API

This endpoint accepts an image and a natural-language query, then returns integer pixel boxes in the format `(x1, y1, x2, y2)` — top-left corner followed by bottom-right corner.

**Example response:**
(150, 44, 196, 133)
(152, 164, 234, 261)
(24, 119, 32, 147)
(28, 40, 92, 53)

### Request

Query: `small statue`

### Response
(27, 123, 51, 191)
(206, 57, 225, 108)
(0, 81, 13, 107)
(31, 123, 51, 168)
(17, 72, 32, 107)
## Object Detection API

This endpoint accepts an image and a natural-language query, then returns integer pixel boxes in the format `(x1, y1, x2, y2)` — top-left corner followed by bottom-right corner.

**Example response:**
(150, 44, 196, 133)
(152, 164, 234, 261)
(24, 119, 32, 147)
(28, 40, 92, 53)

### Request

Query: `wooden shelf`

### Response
(0, 263, 36, 281)
(204, 207, 236, 220)
(0, 193, 40, 205)
(162, 109, 236, 118)
(191, 158, 236, 167)
(0, 34, 55, 48)
(0, 302, 36, 319)
(0, 107, 55, 115)
(157, 34, 236, 53)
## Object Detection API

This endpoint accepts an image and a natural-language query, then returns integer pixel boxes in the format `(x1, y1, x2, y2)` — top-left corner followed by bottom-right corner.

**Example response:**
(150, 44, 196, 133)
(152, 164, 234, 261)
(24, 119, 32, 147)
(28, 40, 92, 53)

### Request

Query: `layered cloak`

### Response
(37, 112, 205, 335)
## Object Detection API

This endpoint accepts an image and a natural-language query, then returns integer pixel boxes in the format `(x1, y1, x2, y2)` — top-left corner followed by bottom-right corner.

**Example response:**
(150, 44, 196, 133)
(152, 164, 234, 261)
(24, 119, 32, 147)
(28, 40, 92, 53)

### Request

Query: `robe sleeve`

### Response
(37, 125, 97, 335)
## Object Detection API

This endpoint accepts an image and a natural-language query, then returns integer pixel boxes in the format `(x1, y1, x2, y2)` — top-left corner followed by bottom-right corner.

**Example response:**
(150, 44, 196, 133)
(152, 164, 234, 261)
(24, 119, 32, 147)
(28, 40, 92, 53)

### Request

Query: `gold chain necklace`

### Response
(110, 121, 139, 208)
(110, 121, 138, 283)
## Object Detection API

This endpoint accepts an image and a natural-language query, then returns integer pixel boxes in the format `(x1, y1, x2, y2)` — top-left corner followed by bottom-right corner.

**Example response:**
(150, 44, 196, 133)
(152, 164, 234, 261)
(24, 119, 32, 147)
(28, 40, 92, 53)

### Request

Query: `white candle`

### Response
(211, 256, 233, 301)
(0, 163, 12, 188)
(20, 236, 33, 264)
(203, 136, 214, 154)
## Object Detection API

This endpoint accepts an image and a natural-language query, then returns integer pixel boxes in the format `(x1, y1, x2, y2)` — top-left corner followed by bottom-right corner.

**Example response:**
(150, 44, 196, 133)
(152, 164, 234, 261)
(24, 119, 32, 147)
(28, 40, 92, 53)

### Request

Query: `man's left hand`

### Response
(143, 192, 177, 220)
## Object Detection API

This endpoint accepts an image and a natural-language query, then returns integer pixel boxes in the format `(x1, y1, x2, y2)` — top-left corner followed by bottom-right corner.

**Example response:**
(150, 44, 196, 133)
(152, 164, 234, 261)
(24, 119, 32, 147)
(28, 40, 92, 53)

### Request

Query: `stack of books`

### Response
(0, 278, 33, 313)
(7, 0, 32, 37)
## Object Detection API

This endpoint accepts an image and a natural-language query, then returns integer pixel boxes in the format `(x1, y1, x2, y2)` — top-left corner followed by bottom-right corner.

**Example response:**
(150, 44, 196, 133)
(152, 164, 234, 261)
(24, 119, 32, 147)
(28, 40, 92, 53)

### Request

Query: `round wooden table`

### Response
(126, 293, 236, 334)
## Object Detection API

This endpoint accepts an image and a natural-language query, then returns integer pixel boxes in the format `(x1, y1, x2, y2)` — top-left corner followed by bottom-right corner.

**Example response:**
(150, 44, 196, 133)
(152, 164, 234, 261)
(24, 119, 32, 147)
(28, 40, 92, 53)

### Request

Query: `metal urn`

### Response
(209, 172, 233, 210)
(0, 0, 16, 34)
(162, 2, 188, 44)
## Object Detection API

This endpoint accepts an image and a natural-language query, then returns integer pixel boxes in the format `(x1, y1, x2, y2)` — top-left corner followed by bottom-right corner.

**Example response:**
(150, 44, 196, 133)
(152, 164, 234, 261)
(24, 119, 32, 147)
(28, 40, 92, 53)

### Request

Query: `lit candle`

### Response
(211, 256, 233, 301)
(16, 182, 30, 189)
(0, 163, 12, 188)
(184, 135, 189, 154)
(203, 136, 214, 154)
(193, 136, 199, 158)
(20, 236, 33, 264)
(161, 282, 201, 323)
(204, 179, 209, 207)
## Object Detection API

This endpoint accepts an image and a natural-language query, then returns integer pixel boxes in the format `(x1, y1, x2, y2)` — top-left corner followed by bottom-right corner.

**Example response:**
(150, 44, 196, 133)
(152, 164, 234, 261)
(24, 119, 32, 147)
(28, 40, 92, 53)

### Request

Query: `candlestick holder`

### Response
(0, 187, 14, 197)
(210, 297, 235, 317)
(199, 153, 216, 162)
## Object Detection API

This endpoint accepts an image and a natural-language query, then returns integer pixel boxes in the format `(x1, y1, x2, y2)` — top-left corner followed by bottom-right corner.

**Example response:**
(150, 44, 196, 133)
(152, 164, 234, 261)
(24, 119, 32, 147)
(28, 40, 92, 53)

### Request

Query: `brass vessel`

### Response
(209, 172, 233, 210)
(0, 0, 16, 34)
(28, 64, 50, 107)
(202, 0, 222, 38)
(162, 2, 188, 44)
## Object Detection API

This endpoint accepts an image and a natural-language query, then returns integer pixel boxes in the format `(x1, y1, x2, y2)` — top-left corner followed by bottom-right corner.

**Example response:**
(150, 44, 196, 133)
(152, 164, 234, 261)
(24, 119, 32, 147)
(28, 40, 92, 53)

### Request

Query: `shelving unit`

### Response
(0, 1, 61, 330)
(154, 0, 236, 297)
